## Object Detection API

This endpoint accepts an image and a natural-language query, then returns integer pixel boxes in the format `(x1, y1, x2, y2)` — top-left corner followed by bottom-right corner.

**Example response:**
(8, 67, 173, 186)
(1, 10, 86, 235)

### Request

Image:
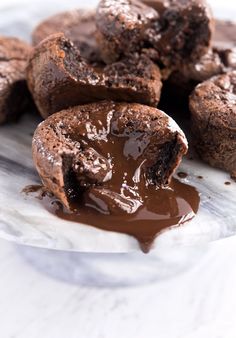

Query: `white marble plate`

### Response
(0, 112, 235, 253)
(0, 0, 235, 253)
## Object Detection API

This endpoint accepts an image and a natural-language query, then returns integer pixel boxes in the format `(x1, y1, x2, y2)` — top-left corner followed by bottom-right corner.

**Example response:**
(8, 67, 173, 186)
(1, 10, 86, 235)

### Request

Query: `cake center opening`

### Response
(66, 109, 180, 215)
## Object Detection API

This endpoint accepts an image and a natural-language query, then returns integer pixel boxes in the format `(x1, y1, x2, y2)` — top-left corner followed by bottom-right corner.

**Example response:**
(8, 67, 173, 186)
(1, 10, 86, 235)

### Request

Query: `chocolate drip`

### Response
(41, 178, 199, 253)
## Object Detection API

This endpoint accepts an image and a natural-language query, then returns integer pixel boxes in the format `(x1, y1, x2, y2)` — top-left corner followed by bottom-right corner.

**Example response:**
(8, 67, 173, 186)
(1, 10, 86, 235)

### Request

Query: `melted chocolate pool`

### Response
(36, 177, 199, 253)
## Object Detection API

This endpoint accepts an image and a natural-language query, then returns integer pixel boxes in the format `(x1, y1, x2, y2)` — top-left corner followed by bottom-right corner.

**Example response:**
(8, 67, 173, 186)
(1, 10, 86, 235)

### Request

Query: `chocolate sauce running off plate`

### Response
(41, 178, 199, 253)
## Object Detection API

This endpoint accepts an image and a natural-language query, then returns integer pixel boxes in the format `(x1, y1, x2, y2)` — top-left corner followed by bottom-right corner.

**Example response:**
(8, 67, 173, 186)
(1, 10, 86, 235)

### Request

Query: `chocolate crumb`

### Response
(177, 172, 188, 179)
(22, 184, 52, 200)
(22, 184, 43, 194)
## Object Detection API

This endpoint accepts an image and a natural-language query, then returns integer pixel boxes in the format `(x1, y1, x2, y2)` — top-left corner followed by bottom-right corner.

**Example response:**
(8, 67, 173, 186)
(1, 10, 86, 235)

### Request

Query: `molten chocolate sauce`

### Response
(42, 178, 199, 253)
(29, 106, 200, 253)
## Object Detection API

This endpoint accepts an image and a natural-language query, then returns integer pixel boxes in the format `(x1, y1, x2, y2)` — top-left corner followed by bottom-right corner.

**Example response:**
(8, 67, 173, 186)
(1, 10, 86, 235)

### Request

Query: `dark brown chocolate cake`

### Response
(96, 0, 213, 67)
(27, 33, 162, 119)
(32, 101, 188, 209)
(96, 0, 158, 64)
(189, 71, 236, 179)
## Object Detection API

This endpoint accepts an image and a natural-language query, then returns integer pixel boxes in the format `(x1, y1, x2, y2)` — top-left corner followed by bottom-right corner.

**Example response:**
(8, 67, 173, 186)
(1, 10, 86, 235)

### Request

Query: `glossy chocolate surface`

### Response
(43, 178, 199, 253)
(32, 102, 199, 253)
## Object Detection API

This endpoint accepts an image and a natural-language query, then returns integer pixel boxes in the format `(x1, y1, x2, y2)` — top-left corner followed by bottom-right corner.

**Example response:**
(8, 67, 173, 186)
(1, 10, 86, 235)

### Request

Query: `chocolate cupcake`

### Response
(96, 0, 158, 64)
(0, 37, 32, 124)
(27, 33, 162, 119)
(213, 20, 236, 72)
(189, 71, 236, 179)
(32, 101, 188, 209)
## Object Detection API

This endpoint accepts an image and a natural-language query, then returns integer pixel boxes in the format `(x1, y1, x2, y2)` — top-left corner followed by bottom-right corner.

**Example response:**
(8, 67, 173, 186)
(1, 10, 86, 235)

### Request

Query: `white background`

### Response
(0, 1, 236, 338)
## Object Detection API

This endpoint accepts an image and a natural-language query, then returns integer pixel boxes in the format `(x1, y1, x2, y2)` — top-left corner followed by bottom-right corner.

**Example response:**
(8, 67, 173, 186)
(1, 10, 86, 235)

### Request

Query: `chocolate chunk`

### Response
(32, 9, 101, 63)
(0, 37, 32, 124)
(96, 0, 213, 67)
(189, 71, 236, 178)
(27, 33, 162, 119)
(32, 101, 187, 209)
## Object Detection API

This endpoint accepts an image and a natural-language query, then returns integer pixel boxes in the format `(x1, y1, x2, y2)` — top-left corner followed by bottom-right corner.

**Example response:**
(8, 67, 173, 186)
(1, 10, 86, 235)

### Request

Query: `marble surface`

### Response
(1, 236, 236, 338)
(1, 112, 236, 253)
(1, 111, 231, 284)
